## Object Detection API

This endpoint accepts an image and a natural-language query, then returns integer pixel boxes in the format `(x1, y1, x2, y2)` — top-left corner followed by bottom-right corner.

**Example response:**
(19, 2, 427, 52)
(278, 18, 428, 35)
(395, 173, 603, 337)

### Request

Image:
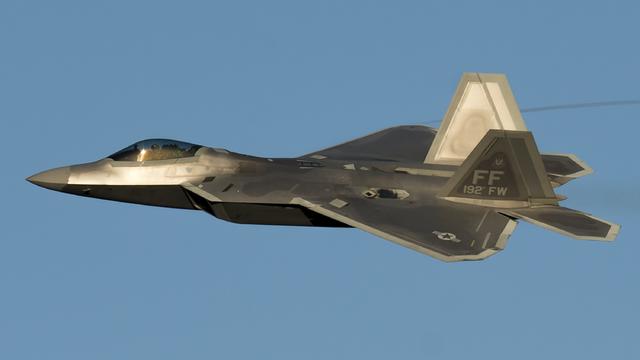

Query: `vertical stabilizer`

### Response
(438, 129, 557, 208)
(425, 73, 527, 165)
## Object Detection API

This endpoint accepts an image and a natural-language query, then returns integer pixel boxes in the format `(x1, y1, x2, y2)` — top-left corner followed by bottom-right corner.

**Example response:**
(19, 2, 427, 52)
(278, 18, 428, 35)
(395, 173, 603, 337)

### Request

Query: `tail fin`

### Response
(438, 130, 621, 241)
(425, 73, 527, 166)
(431, 72, 620, 242)
(438, 129, 558, 208)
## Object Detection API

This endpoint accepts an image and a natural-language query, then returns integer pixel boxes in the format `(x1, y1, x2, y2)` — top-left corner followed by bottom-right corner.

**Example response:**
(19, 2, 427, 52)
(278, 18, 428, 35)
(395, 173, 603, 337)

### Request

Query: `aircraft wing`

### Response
(290, 196, 517, 262)
(300, 125, 436, 163)
(181, 174, 517, 262)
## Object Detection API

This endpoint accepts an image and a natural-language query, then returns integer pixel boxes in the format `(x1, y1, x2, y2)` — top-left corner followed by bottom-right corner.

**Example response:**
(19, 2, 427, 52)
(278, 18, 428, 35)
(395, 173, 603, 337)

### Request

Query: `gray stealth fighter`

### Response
(28, 73, 619, 262)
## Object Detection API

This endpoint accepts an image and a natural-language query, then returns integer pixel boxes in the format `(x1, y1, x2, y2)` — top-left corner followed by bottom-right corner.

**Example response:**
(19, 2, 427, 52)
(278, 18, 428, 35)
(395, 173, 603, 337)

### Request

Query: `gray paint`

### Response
(27, 125, 619, 262)
(26, 73, 619, 262)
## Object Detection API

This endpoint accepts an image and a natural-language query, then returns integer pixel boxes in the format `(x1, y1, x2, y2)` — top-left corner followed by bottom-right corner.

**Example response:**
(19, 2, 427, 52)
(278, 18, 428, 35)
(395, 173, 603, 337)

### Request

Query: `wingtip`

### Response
(604, 222, 621, 242)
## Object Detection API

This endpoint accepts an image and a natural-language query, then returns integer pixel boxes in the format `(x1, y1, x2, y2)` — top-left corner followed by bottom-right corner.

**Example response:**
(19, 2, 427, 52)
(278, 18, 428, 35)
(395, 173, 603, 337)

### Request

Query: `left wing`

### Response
(300, 125, 436, 163)
(290, 196, 517, 262)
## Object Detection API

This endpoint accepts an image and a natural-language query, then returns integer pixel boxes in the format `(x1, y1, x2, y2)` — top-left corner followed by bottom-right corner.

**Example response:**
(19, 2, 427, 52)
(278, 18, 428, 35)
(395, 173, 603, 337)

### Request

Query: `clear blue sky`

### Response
(2, 1, 639, 359)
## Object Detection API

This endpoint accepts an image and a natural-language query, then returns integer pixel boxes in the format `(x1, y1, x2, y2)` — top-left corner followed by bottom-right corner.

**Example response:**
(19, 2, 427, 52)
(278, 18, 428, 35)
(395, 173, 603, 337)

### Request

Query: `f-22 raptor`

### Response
(28, 73, 620, 261)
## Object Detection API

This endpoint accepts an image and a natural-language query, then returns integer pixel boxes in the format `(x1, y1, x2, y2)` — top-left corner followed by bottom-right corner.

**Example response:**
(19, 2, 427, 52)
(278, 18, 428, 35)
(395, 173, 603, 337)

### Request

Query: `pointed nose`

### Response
(27, 166, 71, 191)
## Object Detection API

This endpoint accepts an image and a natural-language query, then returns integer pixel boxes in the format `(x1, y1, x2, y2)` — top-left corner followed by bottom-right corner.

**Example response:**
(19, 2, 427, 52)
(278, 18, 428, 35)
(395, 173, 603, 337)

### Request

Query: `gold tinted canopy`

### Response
(108, 139, 202, 162)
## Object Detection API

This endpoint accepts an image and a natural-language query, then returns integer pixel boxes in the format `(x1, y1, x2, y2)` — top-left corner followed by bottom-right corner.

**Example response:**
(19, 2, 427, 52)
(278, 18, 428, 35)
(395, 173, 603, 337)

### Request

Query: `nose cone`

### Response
(27, 166, 71, 192)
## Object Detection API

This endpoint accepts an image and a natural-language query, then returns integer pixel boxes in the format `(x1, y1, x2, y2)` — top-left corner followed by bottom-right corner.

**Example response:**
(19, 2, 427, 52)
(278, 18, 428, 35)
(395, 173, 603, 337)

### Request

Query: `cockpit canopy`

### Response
(108, 139, 203, 162)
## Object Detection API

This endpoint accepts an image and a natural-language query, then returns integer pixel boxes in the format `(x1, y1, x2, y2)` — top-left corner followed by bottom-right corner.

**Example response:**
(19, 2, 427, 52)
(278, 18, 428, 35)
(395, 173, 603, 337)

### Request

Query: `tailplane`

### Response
(437, 128, 620, 241)
(540, 153, 593, 187)
(429, 72, 620, 242)
(503, 206, 619, 241)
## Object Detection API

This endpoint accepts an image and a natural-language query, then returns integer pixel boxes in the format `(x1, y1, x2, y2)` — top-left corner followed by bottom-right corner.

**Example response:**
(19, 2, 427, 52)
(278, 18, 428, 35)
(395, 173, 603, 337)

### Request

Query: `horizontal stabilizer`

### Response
(540, 153, 592, 187)
(504, 206, 619, 241)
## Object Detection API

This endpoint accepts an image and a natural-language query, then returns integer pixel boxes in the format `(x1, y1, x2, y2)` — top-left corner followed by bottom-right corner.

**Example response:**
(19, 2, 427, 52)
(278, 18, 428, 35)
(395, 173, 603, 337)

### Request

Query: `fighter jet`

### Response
(27, 73, 620, 261)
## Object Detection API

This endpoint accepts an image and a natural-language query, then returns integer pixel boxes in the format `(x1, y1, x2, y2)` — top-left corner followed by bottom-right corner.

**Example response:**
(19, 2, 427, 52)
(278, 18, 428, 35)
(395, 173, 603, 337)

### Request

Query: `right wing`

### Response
(291, 196, 517, 262)
(181, 174, 518, 262)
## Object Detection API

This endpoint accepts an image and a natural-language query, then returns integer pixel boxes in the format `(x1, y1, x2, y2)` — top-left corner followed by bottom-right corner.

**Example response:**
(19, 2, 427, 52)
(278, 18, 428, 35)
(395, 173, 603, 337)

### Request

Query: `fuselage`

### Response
(28, 138, 457, 227)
